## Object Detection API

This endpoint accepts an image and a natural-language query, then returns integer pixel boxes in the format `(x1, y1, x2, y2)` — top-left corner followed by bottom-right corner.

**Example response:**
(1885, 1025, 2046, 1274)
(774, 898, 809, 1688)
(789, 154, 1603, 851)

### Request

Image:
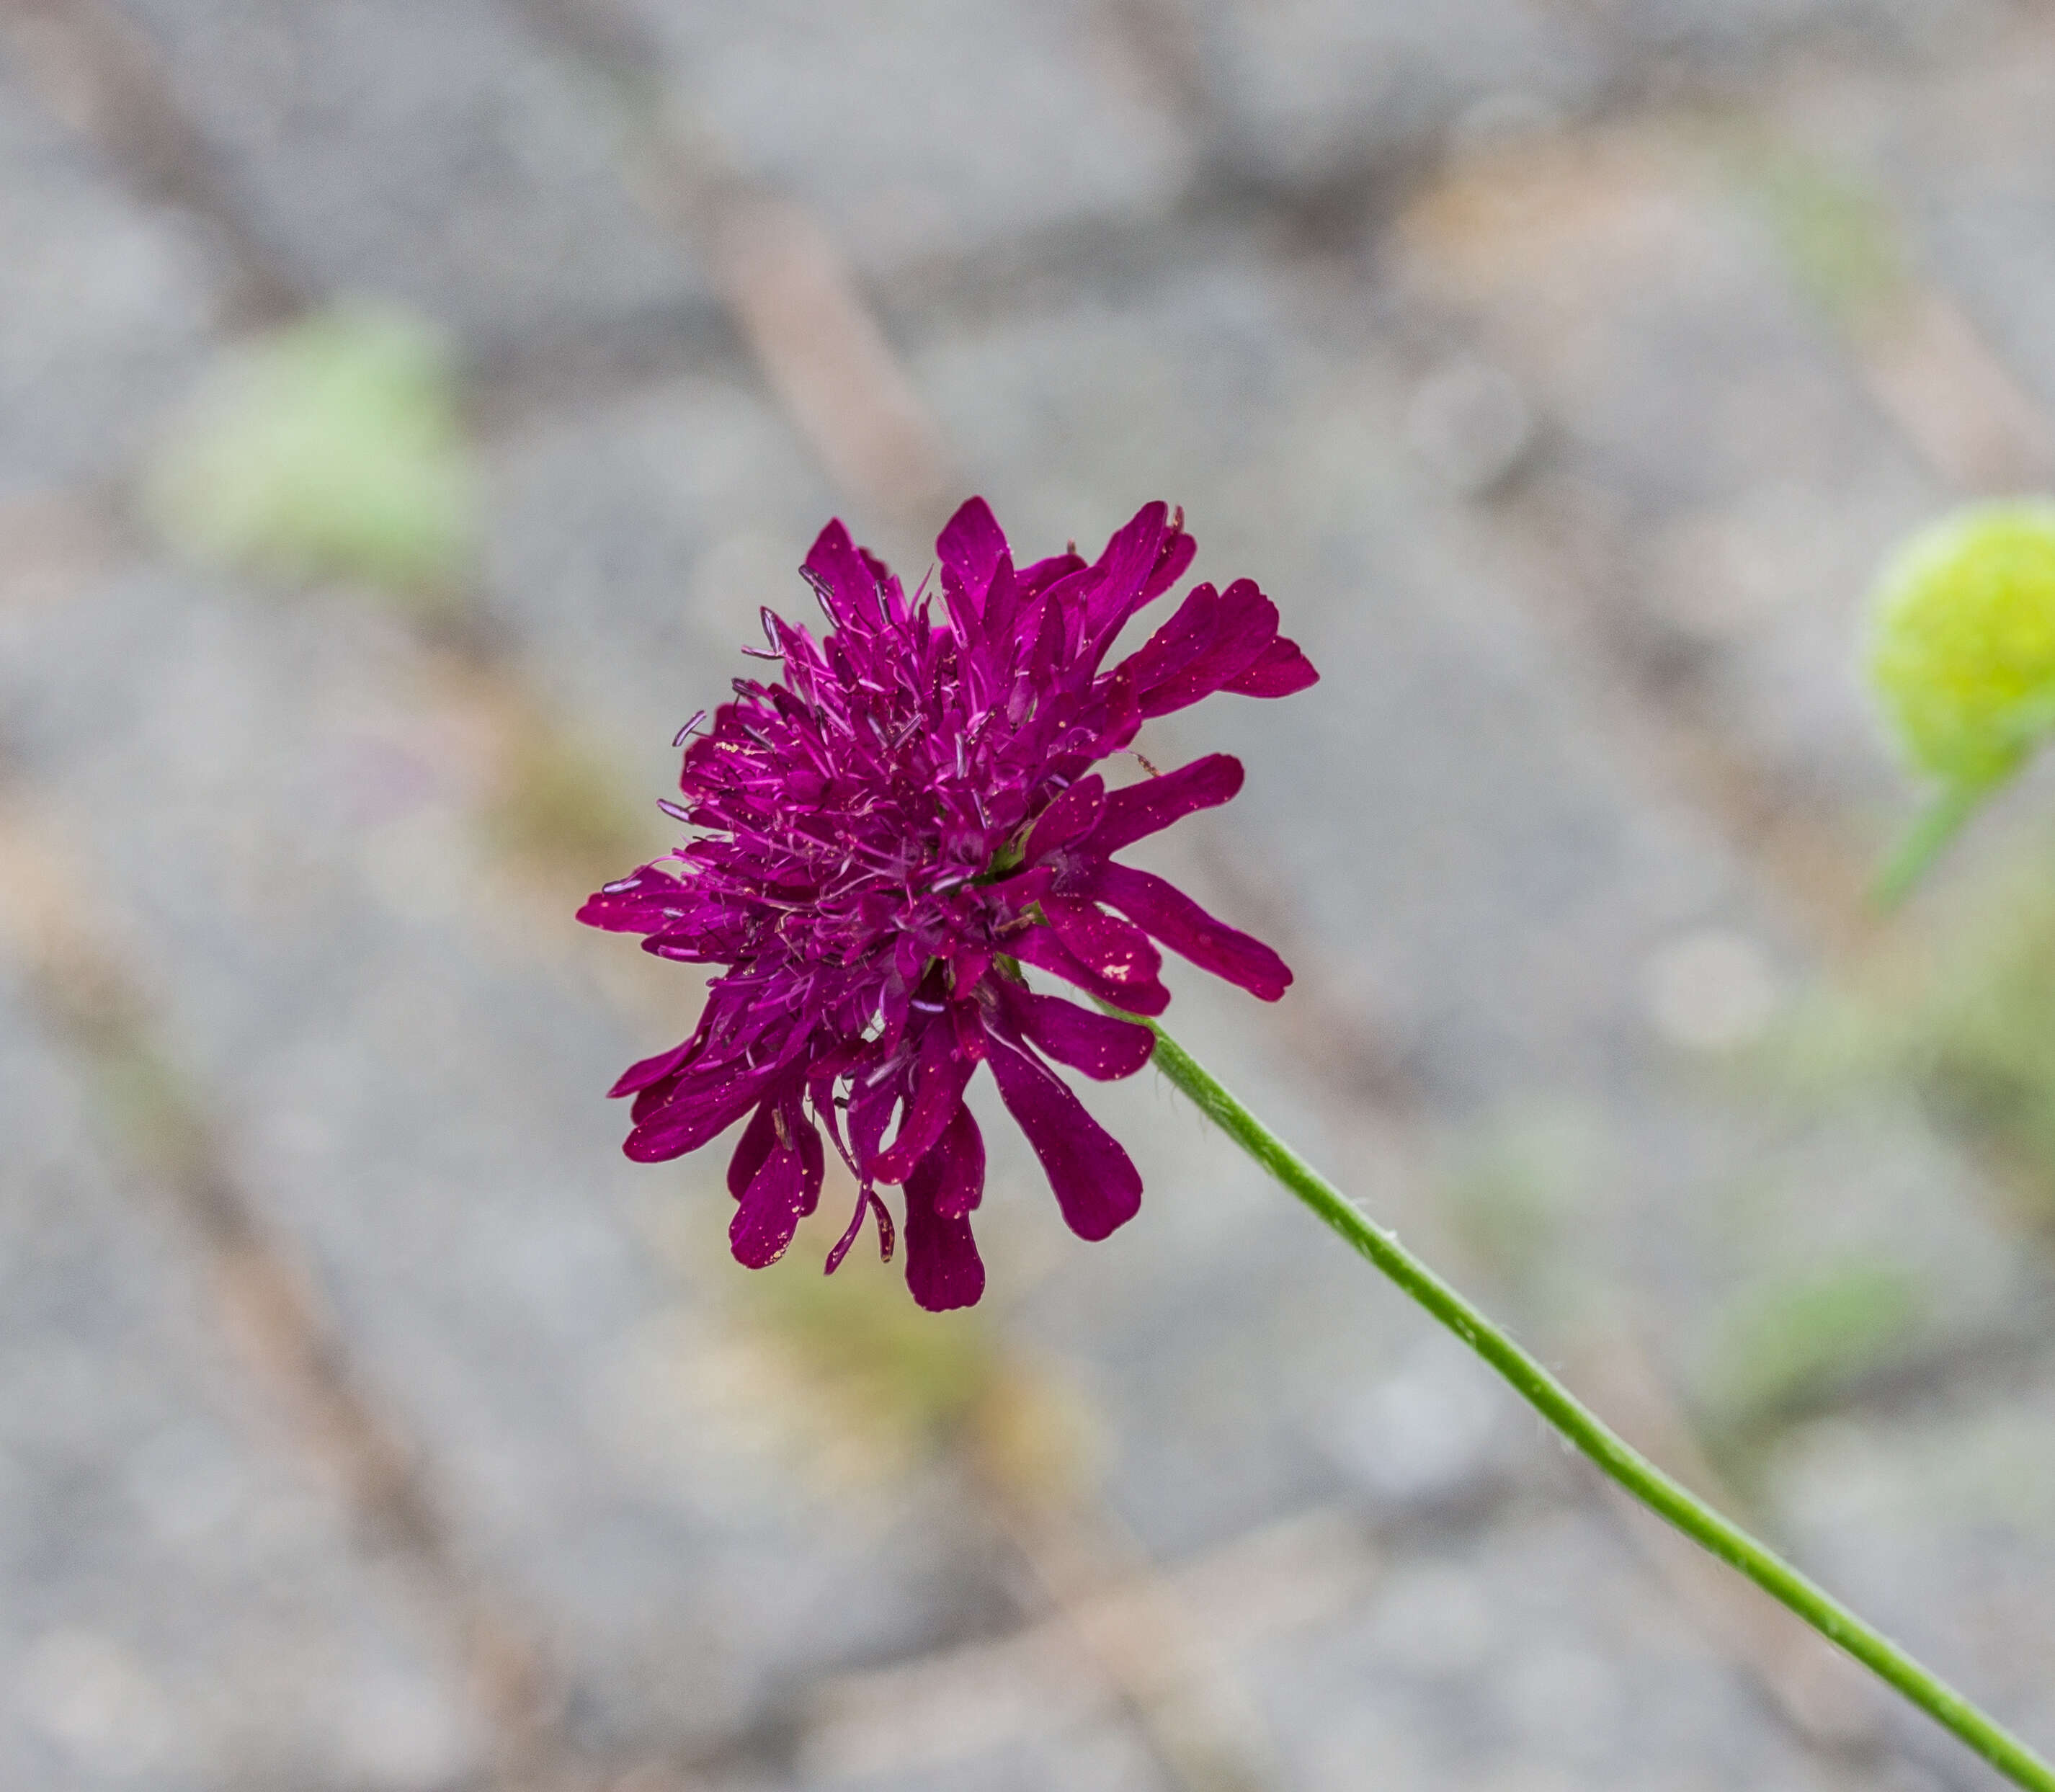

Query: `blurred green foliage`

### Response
(1706, 1258, 1923, 1427)
(146, 303, 477, 600)
(1896, 850, 2055, 1208)
(1765, 828, 2055, 1221)
(1726, 139, 1906, 325)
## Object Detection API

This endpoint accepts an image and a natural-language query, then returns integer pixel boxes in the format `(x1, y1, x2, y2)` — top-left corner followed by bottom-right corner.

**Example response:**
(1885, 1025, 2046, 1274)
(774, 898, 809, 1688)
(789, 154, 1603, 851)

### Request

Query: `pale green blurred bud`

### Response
(1867, 501, 2055, 788)
(146, 302, 476, 600)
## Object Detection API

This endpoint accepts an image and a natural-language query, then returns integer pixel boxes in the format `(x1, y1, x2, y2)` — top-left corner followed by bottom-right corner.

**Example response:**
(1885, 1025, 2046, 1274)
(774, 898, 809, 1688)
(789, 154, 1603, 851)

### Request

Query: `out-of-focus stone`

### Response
(630, 0, 1194, 280)
(0, 984, 483, 1791)
(0, 59, 215, 497)
(479, 370, 835, 763)
(1572, 0, 2003, 68)
(1406, 355, 1536, 494)
(1251, 1505, 1841, 1789)
(1391, 125, 1937, 816)
(1770, 1378, 2055, 1760)
(112, 0, 708, 347)
(1192, 0, 1604, 190)
(0, 561, 988, 1758)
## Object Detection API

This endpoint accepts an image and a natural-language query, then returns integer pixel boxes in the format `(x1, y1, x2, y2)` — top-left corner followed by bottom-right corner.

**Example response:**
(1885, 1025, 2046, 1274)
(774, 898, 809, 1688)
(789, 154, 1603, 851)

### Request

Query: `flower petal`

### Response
(1086, 754, 1244, 855)
(925, 1099, 986, 1220)
(904, 1106, 986, 1309)
(1024, 775, 1106, 863)
(937, 496, 1009, 609)
(871, 1014, 980, 1184)
(728, 1108, 824, 1269)
(1223, 633, 1319, 698)
(1082, 502, 1197, 656)
(846, 1066, 902, 1172)
(625, 1069, 777, 1161)
(798, 1114, 825, 1207)
(1017, 550, 1087, 598)
(1140, 519, 1197, 604)
(986, 1034, 1142, 1241)
(1131, 578, 1280, 718)
(1077, 862, 1291, 1001)
(726, 1098, 780, 1200)
(998, 981, 1154, 1079)
(1043, 896, 1161, 989)
(607, 1034, 696, 1100)
(1113, 579, 1213, 691)
(1009, 924, 1171, 1017)
(1080, 502, 1168, 638)
(803, 518, 882, 628)
(579, 863, 695, 933)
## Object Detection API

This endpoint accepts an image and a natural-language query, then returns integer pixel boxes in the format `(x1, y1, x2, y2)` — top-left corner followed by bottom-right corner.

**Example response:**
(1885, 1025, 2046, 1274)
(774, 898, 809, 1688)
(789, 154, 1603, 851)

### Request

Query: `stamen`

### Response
(868, 1187, 895, 1262)
(824, 1185, 873, 1275)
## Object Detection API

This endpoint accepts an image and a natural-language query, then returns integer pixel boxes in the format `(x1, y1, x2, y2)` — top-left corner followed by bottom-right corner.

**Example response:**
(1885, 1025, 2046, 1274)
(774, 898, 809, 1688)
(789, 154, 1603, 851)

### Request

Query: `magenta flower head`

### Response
(579, 499, 1316, 1309)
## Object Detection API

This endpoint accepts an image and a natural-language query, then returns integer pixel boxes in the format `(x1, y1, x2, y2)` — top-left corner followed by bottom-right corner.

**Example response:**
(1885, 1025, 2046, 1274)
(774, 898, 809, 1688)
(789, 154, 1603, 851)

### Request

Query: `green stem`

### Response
(1138, 1016, 2055, 1792)
(1874, 777, 1992, 908)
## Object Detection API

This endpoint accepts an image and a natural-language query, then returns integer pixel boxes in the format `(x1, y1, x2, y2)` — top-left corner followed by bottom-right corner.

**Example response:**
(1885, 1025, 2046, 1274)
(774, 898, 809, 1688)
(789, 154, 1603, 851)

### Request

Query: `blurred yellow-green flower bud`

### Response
(1866, 502, 2055, 904)
(1868, 502, 2055, 786)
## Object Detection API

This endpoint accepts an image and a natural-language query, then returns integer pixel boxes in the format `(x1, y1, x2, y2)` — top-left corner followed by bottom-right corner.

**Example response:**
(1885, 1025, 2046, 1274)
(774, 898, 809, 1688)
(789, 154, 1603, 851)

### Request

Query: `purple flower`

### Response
(579, 499, 1316, 1309)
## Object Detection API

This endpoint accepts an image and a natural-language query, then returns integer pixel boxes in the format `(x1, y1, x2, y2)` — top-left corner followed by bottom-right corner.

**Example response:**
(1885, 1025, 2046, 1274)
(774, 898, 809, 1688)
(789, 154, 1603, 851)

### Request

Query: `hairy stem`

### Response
(1137, 1017, 2054, 1792)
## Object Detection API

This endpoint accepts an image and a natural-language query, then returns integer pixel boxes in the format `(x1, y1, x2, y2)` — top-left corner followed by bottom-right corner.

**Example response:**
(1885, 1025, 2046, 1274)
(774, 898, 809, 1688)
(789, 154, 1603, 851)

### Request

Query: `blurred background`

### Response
(5, 1, 2055, 1788)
